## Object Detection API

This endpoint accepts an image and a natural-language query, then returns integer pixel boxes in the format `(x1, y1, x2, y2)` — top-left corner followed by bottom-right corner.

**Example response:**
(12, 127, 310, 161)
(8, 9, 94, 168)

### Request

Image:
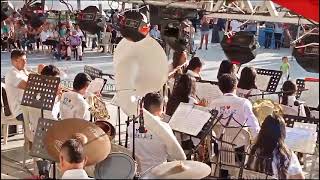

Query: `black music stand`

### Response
(21, 74, 60, 179)
(256, 68, 282, 92)
(296, 79, 305, 99)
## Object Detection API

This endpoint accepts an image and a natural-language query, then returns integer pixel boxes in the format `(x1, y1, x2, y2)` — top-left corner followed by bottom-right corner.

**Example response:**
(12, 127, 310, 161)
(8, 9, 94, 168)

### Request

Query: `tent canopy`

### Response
(272, 0, 319, 22)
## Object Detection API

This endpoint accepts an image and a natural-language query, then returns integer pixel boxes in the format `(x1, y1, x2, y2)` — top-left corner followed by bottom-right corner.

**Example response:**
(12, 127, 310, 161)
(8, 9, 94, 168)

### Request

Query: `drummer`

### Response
(60, 138, 92, 179)
(128, 92, 186, 174)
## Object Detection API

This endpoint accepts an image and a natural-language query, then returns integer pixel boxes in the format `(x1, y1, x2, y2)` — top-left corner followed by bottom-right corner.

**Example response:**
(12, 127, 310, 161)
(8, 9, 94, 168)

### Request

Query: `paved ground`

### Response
(1, 30, 319, 179)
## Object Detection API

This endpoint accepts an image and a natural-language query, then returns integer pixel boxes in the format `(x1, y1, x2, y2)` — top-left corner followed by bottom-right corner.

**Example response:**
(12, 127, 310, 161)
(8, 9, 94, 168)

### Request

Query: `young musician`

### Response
(60, 138, 91, 179)
(4, 50, 29, 121)
(246, 114, 304, 179)
(128, 92, 186, 173)
(237, 67, 262, 102)
(185, 56, 203, 81)
(217, 60, 237, 80)
(281, 80, 306, 117)
(209, 74, 260, 137)
(60, 73, 92, 121)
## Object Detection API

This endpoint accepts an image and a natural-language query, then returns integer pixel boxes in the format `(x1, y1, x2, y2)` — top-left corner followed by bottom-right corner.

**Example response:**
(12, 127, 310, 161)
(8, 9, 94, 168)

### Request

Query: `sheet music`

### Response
(169, 103, 211, 136)
(87, 78, 104, 94)
(285, 127, 317, 154)
(256, 74, 271, 91)
(195, 82, 222, 104)
(299, 81, 319, 108)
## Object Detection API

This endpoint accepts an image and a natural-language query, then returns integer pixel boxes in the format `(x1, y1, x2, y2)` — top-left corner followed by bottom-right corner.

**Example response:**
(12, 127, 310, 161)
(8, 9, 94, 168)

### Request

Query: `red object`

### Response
(304, 77, 319, 82)
(272, 0, 319, 22)
(231, 60, 240, 65)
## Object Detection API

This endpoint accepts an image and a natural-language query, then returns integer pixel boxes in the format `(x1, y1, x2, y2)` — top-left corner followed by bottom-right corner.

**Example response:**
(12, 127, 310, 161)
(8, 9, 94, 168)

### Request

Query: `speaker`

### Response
(220, 31, 257, 65)
(118, 10, 150, 42)
(76, 6, 105, 35)
(292, 34, 319, 73)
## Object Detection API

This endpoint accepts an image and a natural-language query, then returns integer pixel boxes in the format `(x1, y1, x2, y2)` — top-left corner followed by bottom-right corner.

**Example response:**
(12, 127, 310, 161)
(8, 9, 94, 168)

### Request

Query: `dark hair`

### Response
(217, 60, 235, 79)
(186, 57, 202, 71)
(61, 139, 85, 164)
(40, 65, 60, 77)
(166, 74, 193, 116)
(172, 51, 186, 69)
(238, 67, 258, 90)
(73, 73, 92, 91)
(218, 74, 237, 94)
(282, 56, 288, 61)
(11, 49, 26, 60)
(281, 80, 296, 105)
(246, 114, 291, 179)
(143, 92, 163, 112)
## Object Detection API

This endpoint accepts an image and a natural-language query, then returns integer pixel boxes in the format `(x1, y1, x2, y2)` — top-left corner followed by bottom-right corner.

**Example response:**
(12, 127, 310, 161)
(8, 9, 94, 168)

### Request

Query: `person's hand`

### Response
(197, 98, 208, 107)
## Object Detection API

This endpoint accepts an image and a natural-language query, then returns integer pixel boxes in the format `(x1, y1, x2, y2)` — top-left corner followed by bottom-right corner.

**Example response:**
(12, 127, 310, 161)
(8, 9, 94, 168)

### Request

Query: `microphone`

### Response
(138, 98, 147, 133)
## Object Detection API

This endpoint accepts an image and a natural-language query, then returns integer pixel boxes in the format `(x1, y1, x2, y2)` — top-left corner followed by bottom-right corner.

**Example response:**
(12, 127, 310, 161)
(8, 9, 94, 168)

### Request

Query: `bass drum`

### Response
(253, 99, 283, 125)
(94, 153, 137, 179)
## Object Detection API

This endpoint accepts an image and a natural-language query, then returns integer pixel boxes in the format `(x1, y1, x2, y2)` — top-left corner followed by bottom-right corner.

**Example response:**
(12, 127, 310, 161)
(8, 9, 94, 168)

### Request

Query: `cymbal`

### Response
(143, 160, 211, 179)
(44, 118, 111, 166)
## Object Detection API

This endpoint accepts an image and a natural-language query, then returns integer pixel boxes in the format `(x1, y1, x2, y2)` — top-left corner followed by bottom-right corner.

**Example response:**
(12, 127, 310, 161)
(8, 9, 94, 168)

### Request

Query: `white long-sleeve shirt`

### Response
(129, 109, 186, 173)
(60, 91, 90, 121)
(209, 93, 260, 138)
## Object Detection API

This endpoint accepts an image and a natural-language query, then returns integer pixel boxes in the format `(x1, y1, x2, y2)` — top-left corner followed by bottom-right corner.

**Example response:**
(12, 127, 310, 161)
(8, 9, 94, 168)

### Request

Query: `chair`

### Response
(211, 124, 251, 177)
(1, 83, 23, 145)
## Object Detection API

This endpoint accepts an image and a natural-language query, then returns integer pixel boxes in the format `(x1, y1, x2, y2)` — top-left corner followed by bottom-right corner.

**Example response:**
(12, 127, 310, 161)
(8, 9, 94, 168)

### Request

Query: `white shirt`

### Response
(230, 20, 242, 32)
(186, 70, 200, 80)
(282, 95, 306, 117)
(274, 23, 284, 34)
(236, 88, 262, 102)
(4, 67, 28, 117)
(272, 151, 303, 179)
(209, 93, 260, 138)
(61, 169, 92, 179)
(60, 91, 90, 121)
(129, 111, 186, 173)
(76, 29, 84, 38)
(40, 30, 53, 42)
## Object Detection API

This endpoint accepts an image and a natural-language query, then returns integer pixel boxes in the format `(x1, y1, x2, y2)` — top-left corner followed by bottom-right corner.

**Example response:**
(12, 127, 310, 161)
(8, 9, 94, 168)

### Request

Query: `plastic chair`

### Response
(1, 83, 23, 145)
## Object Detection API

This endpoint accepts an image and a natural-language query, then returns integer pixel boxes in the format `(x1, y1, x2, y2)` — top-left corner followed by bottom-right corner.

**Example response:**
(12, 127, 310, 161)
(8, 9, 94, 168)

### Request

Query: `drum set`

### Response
(44, 118, 212, 179)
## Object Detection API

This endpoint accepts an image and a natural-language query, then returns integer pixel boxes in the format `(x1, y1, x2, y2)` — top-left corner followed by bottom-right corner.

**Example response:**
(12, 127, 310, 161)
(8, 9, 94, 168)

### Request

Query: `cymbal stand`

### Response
(21, 74, 60, 179)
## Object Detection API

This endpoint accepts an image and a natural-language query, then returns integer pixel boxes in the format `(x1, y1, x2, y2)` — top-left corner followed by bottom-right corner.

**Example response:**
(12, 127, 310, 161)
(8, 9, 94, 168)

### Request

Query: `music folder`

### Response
(169, 103, 218, 139)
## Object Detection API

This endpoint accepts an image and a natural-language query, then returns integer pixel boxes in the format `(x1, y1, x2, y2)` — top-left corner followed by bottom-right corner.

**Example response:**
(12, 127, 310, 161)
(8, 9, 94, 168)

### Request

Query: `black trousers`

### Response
(274, 33, 282, 49)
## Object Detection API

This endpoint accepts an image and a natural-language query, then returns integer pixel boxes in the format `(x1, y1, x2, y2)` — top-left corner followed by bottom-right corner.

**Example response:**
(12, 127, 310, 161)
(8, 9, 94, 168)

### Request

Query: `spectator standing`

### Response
(149, 25, 161, 40)
(230, 19, 242, 32)
(217, 18, 226, 42)
(211, 18, 220, 43)
(274, 23, 284, 49)
(245, 21, 257, 35)
(280, 56, 290, 83)
(264, 22, 275, 49)
(199, 16, 210, 50)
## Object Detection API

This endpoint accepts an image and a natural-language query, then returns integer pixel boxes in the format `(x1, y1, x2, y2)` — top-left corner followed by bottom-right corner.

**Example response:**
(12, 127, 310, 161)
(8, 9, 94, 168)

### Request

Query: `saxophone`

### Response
(87, 95, 110, 120)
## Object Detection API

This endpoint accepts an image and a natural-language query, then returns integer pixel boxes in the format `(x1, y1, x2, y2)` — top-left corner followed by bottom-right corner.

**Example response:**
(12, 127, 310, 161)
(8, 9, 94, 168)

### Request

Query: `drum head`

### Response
(94, 153, 136, 179)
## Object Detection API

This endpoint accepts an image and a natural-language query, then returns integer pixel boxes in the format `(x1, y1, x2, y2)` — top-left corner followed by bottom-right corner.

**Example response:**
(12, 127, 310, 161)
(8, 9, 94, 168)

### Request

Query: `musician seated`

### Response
(60, 73, 92, 121)
(217, 60, 237, 80)
(129, 92, 186, 173)
(60, 138, 92, 179)
(209, 74, 260, 138)
(237, 67, 262, 102)
(185, 56, 202, 81)
(246, 114, 304, 179)
(281, 80, 306, 117)
(4, 50, 29, 121)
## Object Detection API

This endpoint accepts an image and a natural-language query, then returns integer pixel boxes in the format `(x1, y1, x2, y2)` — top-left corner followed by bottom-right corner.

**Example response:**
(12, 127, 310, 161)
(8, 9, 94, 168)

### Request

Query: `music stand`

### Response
(256, 68, 282, 92)
(21, 74, 60, 179)
(296, 79, 305, 99)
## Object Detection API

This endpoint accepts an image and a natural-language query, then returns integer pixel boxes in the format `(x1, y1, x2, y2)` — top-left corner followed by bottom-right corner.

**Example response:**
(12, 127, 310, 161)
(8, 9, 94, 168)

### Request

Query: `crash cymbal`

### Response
(142, 160, 211, 179)
(44, 118, 111, 166)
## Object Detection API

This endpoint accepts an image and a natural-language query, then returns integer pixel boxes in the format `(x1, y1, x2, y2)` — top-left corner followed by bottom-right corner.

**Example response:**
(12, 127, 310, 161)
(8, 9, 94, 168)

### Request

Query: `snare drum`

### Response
(94, 153, 137, 179)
